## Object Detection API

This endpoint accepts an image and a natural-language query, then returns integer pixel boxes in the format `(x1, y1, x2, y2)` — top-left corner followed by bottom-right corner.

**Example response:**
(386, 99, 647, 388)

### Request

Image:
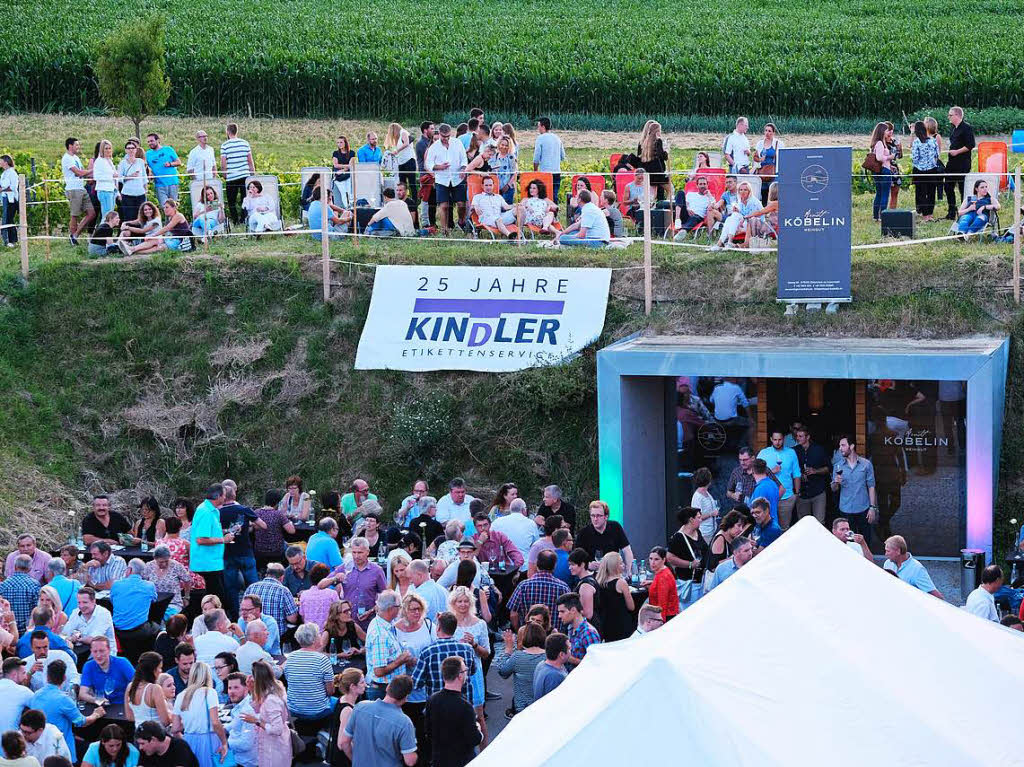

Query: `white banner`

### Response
(355, 266, 612, 372)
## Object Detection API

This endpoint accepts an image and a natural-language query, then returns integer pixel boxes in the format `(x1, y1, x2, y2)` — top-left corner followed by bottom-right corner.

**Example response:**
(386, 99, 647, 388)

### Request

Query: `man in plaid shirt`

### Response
(411, 611, 477, 702)
(507, 550, 569, 631)
(556, 592, 601, 668)
(243, 563, 299, 631)
(365, 591, 413, 700)
(0, 555, 41, 632)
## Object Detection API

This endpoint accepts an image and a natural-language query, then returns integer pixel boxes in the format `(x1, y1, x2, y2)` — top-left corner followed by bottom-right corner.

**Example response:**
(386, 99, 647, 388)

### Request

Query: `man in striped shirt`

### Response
(220, 123, 255, 225)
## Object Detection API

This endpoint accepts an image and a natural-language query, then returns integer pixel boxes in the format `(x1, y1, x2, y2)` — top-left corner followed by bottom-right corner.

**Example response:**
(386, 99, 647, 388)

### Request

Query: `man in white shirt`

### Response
(831, 518, 872, 561)
(20, 708, 73, 763)
(723, 116, 752, 174)
(963, 565, 1002, 622)
(533, 116, 566, 199)
(61, 137, 94, 244)
(436, 478, 476, 535)
(235, 620, 282, 677)
(0, 658, 35, 733)
(556, 189, 611, 247)
(186, 130, 217, 183)
(21, 632, 79, 691)
(407, 560, 447, 621)
(492, 499, 540, 572)
(471, 176, 517, 238)
(674, 175, 719, 237)
(366, 187, 415, 237)
(194, 609, 240, 667)
(425, 123, 470, 234)
(61, 588, 117, 650)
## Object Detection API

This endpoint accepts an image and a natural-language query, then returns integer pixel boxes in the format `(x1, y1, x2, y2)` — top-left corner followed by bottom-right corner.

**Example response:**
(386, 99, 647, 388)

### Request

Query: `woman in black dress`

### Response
(667, 506, 709, 608)
(329, 667, 366, 766)
(705, 509, 747, 576)
(594, 552, 635, 641)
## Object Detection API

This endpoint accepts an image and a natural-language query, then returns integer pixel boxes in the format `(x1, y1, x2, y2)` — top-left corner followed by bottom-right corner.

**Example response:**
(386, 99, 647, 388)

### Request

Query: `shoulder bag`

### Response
(862, 150, 882, 174)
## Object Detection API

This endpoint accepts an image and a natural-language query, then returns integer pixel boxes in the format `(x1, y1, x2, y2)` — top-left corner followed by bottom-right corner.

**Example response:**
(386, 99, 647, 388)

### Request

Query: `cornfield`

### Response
(4, 0, 1024, 118)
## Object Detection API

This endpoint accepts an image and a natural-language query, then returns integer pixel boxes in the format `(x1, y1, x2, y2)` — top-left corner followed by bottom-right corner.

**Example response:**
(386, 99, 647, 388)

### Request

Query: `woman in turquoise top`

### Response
(82, 724, 140, 767)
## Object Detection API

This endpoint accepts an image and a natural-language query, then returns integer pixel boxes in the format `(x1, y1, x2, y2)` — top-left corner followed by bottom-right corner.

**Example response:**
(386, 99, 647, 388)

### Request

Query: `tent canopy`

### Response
(473, 518, 1024, 767)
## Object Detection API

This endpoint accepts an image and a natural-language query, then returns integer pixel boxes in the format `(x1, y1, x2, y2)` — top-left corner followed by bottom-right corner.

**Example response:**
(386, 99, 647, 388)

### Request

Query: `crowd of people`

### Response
(32, 107, 1006, 258)
(0, 447, 1019, 767)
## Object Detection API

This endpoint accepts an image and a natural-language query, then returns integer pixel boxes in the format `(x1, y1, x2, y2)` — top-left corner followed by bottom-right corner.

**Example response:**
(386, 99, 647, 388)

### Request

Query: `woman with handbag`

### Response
(641, 547, 679, 621)
(753, 123, 784, 206)
(866, 122, 894, 221)
(666, 507, 709, 609)
(885, 122, 904, 209)
(240, 660, 293, 767)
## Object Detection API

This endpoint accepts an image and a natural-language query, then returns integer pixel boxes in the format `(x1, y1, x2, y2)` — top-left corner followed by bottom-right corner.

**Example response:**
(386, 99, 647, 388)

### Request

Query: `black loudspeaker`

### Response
(881, 208, 914, 238)
(650, 204, 672, 236)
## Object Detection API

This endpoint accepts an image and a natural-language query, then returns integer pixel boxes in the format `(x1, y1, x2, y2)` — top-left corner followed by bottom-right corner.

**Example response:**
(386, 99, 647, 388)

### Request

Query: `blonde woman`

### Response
(239, 660, 292, 767)
(449, 585, 489, 745)
(190, 594, 222, 637)
(384, 122, 417, 193)
(594, 552, 634, 641)
(388, 550, 413, 597)
(638, 120, 670, 199)
(93, 139, 119, 218)
(394, 593, 432, 751)
(38, 585, 68, 633)
(713, 180, 763, 250)
(172, 661, 228, 766)
(502, 122, 518, 156)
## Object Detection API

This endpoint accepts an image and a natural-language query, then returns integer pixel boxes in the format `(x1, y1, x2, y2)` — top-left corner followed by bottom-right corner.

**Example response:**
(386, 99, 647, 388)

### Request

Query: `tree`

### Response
(95, 17, 171, 139)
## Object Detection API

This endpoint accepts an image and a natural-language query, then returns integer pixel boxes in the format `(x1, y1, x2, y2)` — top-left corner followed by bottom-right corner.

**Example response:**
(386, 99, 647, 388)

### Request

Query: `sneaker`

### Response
(504, 707, 516, 720)
(117, 240, 132, 256)
(710, 243, 722, 251)
(5, 242, 14, 248)
(69, 234, 78, 245)
(485, 690, 502, 701)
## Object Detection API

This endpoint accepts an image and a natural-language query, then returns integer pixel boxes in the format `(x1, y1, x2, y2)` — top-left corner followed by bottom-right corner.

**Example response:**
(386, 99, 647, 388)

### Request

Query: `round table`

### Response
(285, 521, 317, 543)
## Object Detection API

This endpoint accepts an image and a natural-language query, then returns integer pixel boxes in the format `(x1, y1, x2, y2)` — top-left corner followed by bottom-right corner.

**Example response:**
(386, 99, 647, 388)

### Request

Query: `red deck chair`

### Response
(468, 173, 518, 238)
(978, 142, 1008, 191)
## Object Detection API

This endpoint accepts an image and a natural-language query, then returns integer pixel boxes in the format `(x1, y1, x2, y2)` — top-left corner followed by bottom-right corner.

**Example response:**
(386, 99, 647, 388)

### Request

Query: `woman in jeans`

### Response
(0, 155, 19, 248)
(869, 122, 894, 221)
(116, 139, 148, 223)
(911, 121, 940, 220)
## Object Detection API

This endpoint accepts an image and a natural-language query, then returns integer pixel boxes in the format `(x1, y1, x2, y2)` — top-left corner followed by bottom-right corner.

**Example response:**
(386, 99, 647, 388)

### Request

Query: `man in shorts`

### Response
(471, 176, 517, 238)
(62, 138, 94, 245)
(426, 123, 469, 235)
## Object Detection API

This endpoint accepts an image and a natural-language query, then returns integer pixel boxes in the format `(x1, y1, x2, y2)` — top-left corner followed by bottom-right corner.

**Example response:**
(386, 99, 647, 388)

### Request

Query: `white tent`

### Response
(473, 518, 1024, 767)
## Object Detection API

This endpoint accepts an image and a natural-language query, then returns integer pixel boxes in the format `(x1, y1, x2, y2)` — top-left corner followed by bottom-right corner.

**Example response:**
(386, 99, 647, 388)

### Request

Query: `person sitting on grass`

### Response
(308, 187, 352, 241)
(600, 190, 625, 238)
(673, 174, 719, 240)
(366, 187, 415, 237)
(121, 199, 191, 255)
(88, 211, 120, 257)
(956, 178, 999, 236)
(242, 180, 282, 234)
(712, 180, 762, 250)
(191, 186, 225, 241)
(116, 200, 161, 254)
(517, 179, 559, 237)
(471, 176, 517, 239)
(555, 189, 611, 248)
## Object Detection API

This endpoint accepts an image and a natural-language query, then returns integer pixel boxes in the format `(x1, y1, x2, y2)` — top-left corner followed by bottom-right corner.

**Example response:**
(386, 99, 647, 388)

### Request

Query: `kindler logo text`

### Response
(405, 298, 564, 348)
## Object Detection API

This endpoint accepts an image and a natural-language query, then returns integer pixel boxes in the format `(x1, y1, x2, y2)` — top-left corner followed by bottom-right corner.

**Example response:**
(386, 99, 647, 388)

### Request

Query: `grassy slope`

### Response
(5, 0, 1024, 119)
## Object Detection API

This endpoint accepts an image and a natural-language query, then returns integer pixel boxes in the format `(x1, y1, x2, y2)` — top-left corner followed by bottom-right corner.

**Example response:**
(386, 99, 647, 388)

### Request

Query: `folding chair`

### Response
(352, 160, 383, 208)
(244, 174, 283, 233)
(948, 171, 1002, 239)
(567, 174, 607, 219)
(673, 169, 727, 240)
(300, 166, 331, 224)
(467, 173, 518, 238)
(189, 178, 227, 238)
(609, 153, 623, 173)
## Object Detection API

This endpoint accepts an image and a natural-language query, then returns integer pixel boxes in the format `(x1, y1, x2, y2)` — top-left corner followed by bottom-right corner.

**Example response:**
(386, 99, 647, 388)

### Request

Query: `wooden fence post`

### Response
(43, 179, 51, 260)
(643, 180, 652, 315)
(18, 174, 28, 280)
(321, 170, 331, 302)
(1014, 166, 1021, 305)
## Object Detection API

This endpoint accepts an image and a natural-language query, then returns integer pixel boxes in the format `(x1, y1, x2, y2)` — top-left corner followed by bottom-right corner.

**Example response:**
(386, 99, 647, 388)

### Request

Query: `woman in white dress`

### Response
(242, 180, 281, 233)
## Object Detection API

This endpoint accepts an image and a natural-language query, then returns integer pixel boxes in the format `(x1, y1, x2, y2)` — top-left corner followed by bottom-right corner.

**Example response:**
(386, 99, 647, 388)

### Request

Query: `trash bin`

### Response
(961, 549, 986, 597)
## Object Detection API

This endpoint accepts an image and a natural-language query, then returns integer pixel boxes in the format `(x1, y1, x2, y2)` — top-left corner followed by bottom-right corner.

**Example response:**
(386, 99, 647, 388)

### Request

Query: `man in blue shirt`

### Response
(31, 659, 105, 762)
(831, 435, 878, 542)
(305, 518, 343, 569)
(110, 559, 158, 663)
(219, 479, 265, 620)
(706, 537, 754, 592)
(750, 498, 782, 549)
(884, 535, 944, 599)
(79, 636, 133, 704)
(356, 132, 382, 164)
(532, 117, 565, 199)
(757, 430, 801, 529)
(750, 459, 780, 524)
(144, 132, 181, 206)
(710, 378, 749, 422)
(552, 529, 573, 585)
(16, 608, 72, 657)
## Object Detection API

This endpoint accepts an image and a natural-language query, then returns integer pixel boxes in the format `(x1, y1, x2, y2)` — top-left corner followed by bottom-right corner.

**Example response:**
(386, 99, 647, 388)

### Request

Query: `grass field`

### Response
(4, 0, 1024, 120)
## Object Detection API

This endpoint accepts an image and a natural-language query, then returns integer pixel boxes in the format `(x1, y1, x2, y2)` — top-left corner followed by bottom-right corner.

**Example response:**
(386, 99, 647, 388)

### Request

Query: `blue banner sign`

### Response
(777, 147, 852, 302)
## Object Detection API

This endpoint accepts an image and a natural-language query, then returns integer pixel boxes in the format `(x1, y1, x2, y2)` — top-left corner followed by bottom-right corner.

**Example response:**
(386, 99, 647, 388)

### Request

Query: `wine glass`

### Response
(104, 678, 116, 705)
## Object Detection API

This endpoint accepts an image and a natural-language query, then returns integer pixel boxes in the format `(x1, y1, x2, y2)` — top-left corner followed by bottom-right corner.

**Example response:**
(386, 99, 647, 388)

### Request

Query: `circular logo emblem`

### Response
(800, 164, 829, 194)
(697, 422, 727, 452)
